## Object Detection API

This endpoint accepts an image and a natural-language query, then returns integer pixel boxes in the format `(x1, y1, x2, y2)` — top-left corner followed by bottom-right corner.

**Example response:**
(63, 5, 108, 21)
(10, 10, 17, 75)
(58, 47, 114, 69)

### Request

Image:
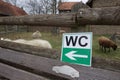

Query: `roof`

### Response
(58, 2, 80, 10)
(0, 0, 27, 16)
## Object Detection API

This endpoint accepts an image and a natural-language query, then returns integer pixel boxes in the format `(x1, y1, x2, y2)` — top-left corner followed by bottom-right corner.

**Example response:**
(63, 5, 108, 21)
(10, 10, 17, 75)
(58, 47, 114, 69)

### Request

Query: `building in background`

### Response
(58, 1, 89, 32)
(58, 2, 89, 13)
(0, 0, 28, 34)
(0, 0, 27, 16)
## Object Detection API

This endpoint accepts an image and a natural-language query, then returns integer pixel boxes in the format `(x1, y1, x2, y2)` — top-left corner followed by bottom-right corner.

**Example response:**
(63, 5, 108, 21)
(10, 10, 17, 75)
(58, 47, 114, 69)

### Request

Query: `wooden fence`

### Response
(0, 40, 120, 80)
(0, 7, 120, 79)
(0, 25, 28, 34)
(0, 7, 120, 26)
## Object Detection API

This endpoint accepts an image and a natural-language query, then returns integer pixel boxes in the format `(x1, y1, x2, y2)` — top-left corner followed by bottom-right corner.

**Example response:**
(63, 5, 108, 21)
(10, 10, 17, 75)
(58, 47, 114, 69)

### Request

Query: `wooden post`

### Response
(0, 47, 120, 80)
(0, 7, 120, 27)
(0, 13, 76, 27)
(0, 63, 49, 80)
(77, 6, 120, 25)
(0, 40, 60, 59)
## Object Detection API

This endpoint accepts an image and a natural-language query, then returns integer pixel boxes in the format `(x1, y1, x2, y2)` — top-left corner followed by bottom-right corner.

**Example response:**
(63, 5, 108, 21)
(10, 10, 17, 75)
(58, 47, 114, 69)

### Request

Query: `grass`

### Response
(92, 35, 120, 61)
(1, 32, 120, 61)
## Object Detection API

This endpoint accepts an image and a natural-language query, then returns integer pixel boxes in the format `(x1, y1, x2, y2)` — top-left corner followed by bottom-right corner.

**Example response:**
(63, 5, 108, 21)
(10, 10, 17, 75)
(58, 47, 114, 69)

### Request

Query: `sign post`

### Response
(61, 32, 92, 66)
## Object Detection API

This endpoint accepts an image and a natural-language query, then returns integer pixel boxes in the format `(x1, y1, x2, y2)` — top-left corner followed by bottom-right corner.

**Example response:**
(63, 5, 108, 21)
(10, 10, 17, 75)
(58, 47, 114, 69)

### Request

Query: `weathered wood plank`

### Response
(77, 6, 120, 25)
(0, 40, 120, 72)
(0, 13, 76, 27)
(0, 7, 120, 26)
(0, 48, 120, 80)
(0, 75, 9, 80)
(0, 47, 71, 80)
(0, 40, 60, 59)
(0, 62, 49, 80)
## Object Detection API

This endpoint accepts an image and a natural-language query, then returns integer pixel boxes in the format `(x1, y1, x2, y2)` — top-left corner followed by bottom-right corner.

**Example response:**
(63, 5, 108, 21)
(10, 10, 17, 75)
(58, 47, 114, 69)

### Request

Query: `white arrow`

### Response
(65, 51, 88, 60)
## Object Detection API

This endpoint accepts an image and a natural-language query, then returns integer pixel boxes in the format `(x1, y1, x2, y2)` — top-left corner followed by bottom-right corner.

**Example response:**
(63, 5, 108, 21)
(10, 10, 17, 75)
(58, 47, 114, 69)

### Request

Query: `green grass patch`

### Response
(1, 32, 120, 61)
(92, 35, 120, 61)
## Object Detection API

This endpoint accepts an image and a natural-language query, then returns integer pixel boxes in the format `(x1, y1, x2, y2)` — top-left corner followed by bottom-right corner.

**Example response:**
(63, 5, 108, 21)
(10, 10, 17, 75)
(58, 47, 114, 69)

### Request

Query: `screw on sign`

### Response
(61, 32, 92, 67)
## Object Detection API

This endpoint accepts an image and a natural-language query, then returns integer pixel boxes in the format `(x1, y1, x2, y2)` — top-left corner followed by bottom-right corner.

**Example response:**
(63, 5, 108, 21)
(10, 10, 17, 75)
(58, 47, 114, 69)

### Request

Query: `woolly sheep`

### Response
(26, 39, 52, 49)
(0, 37, 3, 40)
(13, 39, 52, 49)
(1, 37, 52, 49)
(98, 36, 117, 52)
(59, 30, 66, 34)
(0, 37, 12, 41)
(1, 38, 27, 44)
(13, 39, 27, 44)
(52, 65, 79, 78)
(32, 31, 42, 39)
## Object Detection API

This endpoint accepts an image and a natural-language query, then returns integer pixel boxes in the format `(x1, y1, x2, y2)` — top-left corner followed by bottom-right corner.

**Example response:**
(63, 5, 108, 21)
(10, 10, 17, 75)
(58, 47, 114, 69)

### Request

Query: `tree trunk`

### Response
(0, 7, 120, 27)
(0, 13, 76, 27)
(76, 6, 120, 25)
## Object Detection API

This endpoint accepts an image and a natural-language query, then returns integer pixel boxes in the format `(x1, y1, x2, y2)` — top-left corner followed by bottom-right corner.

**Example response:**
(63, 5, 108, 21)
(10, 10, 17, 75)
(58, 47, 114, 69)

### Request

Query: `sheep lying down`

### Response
(52, 65, 79, 78)
(13, 39, 26, 44)
(1, 38, 52, 49)
(25, 39, 52, 49)
(0, 38, 12, 42)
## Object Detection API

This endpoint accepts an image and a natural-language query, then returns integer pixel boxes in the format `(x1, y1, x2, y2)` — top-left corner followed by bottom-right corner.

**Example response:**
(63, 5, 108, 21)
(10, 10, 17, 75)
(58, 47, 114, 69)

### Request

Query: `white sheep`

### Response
(32, 31, 42, 39)
(0, 37, 12, 41)
(1, 37, 52, 49)
(0, 37, 4, 40)
(26, 39, 52, 49)
(59, 30, 66, 34)
(13, 39, 27, 44)
(52, 65, 79, 78)
(13, 39, 52, 49)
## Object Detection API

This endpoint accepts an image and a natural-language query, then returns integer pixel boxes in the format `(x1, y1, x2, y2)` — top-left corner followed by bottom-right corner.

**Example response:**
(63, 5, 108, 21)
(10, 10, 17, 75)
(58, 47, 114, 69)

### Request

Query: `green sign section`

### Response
(61, 48, 91, 66)
(61, 32, 92, 67)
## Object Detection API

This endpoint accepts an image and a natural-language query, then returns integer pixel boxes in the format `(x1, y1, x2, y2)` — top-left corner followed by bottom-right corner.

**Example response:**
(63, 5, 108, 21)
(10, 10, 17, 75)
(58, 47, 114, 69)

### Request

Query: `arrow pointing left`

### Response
(65, 51, 88, 60)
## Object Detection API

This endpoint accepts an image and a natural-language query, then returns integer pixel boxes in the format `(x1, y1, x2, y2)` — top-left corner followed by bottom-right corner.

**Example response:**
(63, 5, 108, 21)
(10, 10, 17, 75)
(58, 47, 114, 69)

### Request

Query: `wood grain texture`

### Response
(0, 48, 120, 80)
(0, 62, 49, 80)
(0, 40, 60, 59)
(0, 7, 120, 26)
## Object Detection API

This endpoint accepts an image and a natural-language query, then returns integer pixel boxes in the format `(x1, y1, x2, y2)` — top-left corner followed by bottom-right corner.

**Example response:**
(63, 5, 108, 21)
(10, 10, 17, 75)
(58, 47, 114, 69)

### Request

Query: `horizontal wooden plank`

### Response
(0, 75, 9, 80)
(0, 40, 60, 59)
(0, 48, 120, 80)
(77, 6, 120, 25)
(0, 13, 76, 27)
(0, 62, 49, 80)
(0, 40, 120, 72)
(0, 48, 69, 80)
(0, 7, 120, 26)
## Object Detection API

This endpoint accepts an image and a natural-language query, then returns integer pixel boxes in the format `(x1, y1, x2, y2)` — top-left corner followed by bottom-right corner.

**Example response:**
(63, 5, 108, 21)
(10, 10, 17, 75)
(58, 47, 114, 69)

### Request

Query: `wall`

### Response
(92, 0, 120, 7)
(88, 0, 120, 35)
(71, 2, 89, 12)
(0, 25, 28, 34)
(89, 25, 120, 35)
(28, 26, 71, 33)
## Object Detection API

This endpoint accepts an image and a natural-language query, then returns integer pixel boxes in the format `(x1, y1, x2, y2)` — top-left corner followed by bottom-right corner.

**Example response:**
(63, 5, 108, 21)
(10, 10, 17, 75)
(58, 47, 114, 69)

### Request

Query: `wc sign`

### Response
(61, 32, 92, 66)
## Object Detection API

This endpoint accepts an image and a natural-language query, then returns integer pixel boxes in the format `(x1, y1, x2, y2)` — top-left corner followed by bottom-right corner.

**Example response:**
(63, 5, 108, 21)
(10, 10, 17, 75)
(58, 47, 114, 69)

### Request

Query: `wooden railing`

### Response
(0, 40, 120, 80)
(0, 6, 120, 80)
(0, 6, 120, 26)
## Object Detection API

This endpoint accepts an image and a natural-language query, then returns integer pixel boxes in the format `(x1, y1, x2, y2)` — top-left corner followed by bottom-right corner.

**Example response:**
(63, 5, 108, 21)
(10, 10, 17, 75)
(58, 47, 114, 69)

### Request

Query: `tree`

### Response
(3, 0, 11, 3)
(27, 0, 38, 14)
(41, 0, 52, 14)
(27, 0, 52, 14)
(10, 0, 17, 6)
(51, 0, 57, 14)
(3, 0, 17, 6)
(3, 0, 61, 14)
